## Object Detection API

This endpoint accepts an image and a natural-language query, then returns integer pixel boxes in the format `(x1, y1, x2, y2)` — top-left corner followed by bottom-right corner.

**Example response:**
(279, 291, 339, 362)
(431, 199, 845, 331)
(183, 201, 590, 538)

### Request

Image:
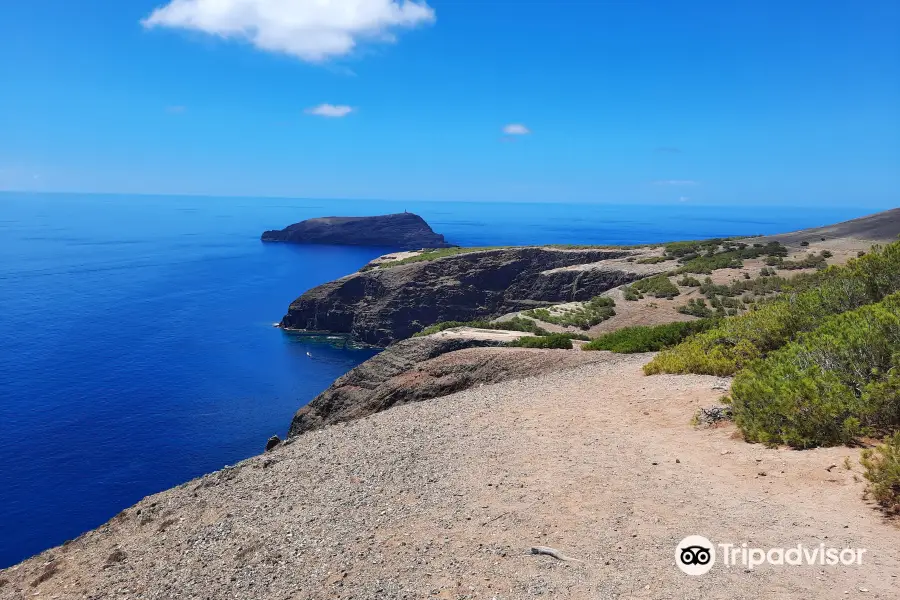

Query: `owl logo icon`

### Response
(676, 535, 716, 575)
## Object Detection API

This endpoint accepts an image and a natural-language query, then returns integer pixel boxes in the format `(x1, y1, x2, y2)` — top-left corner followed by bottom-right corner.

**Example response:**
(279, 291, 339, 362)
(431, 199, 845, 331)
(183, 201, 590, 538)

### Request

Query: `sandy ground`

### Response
(3, 352, 897, 600)
(429, 327, 533, 342)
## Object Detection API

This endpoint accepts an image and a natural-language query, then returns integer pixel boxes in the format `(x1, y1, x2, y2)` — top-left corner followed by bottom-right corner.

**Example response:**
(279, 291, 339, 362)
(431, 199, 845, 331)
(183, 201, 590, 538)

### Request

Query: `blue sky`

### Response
(1, 0, 898, 206)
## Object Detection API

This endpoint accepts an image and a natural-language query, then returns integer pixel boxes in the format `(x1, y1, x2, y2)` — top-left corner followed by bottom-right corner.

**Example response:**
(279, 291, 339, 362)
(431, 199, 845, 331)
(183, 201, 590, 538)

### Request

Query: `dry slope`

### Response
(3, 353, 898, 600)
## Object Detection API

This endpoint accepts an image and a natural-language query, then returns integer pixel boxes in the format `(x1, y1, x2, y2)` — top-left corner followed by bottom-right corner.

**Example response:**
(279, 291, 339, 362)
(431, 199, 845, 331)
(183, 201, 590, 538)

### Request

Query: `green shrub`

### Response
(523, 296, 615, 329)
(778, 252, 828, 270)
(414, 316, 549, 337)
(507, 333, 574, 349)
(583, 319, 716, 353)
(645, 241, 900, 376)
(677, 298, 713, 318)
(861, 432, 900, 514)
(677, 275, 702, 287)
(729, 293, 900, 447)
(622, 285, 641, 301)
(631, 275, 680, 299)
(676, 251, 744, 274)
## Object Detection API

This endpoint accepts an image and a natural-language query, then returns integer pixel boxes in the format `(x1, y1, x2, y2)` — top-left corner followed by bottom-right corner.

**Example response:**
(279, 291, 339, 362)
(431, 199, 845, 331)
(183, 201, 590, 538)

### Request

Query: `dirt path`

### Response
(3, 353, 898, 599)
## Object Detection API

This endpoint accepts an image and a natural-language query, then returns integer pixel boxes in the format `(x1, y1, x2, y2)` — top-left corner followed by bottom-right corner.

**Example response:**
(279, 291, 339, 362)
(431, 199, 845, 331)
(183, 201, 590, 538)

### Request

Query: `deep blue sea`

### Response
(0, 192, 881, 567)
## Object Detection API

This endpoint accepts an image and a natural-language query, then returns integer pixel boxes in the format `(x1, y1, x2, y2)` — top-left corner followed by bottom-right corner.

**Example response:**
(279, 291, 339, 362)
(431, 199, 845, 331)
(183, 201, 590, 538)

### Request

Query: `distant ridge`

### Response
(755, 207, 900, 245)
(261, 212, 453, 250)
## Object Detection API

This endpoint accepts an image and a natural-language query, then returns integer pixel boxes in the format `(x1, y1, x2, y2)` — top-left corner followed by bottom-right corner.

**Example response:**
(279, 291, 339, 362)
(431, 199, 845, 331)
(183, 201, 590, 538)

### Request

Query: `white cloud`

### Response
(503, 123, 530, 135)
(141, 0, 436, 63)
(654, 179, 698, 186)
(305, 103, 354, 118)
(166, 105, 186, 114)
(678, 196, 690, 202)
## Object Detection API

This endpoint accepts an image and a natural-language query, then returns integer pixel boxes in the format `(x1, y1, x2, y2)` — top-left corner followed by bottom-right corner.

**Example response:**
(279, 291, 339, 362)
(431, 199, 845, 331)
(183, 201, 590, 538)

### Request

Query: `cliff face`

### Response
(261, 212, 452, 250)
(288, 336, 502, 435)
(280, 247, 646, 346)
(288, 337, 607, 436)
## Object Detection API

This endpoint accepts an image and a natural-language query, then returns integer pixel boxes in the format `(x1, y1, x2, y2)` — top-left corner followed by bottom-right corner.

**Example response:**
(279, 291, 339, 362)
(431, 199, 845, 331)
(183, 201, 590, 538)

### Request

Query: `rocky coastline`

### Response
(279, 247, 659, 346)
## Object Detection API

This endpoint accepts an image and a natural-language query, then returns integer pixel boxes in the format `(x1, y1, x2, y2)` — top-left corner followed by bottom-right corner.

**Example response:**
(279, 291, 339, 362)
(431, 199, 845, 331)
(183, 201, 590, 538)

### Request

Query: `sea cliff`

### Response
(279, 247, 655, 346)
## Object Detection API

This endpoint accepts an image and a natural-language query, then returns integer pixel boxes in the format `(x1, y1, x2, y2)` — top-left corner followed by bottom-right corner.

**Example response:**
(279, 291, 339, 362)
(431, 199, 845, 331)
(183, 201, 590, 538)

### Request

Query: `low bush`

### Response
(729, 292, 900, 447)
(623, 286, 641, 301)
(523, 296, 615, 329)
(678, 298, 713, 318)
(861, 432, 900, 514)
(582, 319, 716, 353)
(630, 275, 680, 299)
(677, 275, 702, 287)
(776, 252, 828, 270)
(507, 333, 573, 349)
(676, 251, 744, 274)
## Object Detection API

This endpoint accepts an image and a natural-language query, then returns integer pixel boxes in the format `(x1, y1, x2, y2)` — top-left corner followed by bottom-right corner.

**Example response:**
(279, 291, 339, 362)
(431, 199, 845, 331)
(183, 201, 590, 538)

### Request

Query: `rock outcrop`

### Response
(288, 335, 607, 436)
(261, 213, 452, 249)
(280, 247, 649, 346)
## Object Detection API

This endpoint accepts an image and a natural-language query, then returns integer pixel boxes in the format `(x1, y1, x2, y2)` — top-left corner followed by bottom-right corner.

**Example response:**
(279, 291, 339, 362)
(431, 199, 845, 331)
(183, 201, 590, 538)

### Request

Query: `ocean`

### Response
(0, 192, 878, 567)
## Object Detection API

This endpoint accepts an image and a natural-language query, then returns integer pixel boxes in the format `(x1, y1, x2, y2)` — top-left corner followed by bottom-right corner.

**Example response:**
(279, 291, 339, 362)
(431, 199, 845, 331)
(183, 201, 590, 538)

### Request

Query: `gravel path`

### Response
(3, 353, 898, 599)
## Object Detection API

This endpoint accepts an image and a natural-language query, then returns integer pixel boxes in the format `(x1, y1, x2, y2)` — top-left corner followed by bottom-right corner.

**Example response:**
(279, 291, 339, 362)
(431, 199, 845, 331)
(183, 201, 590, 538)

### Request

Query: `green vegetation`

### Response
(663, 240, 788, 275)
(523, 296, 616, 329)
(645, 242, 900, 378)
(728, 292, 900, 447)
(677, 275, 702, 287)
(677, 298, 713, 318)
(675, 252, 744, 274)
(362, 246, 508, 270)
(766, 251, 830, 271)
(413, 316, 549, 337)
(626, 275, 680, 299)
(507, 333, 574, 349)
(861, 432, 900, 514)
(582, 319, 716, 353)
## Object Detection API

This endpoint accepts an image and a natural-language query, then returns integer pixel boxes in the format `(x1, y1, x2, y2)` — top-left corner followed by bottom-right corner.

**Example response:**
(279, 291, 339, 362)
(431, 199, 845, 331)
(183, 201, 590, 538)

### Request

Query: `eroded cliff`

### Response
(280, 247, 650, 346)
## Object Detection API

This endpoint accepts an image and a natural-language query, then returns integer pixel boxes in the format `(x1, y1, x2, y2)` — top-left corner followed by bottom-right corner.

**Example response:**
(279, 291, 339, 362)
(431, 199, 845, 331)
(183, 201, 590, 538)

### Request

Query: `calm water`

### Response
(0, 192, 878, 566)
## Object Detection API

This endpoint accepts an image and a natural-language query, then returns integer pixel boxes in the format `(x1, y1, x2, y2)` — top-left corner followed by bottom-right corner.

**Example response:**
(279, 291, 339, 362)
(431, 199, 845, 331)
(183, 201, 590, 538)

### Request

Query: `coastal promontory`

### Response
(261, 212, 453, 250)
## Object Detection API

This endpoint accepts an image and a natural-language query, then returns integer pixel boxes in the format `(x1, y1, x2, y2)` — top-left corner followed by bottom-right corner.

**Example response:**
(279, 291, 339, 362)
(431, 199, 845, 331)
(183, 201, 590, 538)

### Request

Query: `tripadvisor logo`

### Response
(676, 535, 715, 575)
(675, 535, 868, 575)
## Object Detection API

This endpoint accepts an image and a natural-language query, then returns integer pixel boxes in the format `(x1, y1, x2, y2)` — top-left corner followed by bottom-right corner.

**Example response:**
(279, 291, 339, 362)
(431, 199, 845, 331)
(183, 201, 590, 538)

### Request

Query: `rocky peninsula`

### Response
(280, 247, 665, 346)
(261, 212, 452, 250)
